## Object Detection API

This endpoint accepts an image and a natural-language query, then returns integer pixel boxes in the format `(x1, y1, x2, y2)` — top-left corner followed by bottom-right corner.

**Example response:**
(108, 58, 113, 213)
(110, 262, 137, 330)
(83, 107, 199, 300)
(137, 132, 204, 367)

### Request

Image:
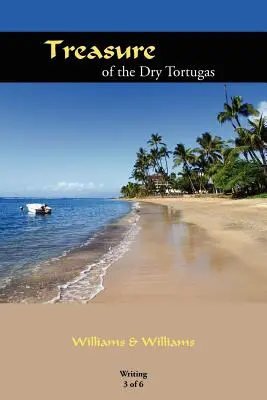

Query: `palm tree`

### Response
(131, 147, 151, 190)
(136, 147, 147, 159)
(233, 130, 261, 163)
(194, 132, 225, 192)
(247, 115, 267, 165)
(150, 148, 162, 173)
(217, 94, 259, 130)
(173, 143, 197, 193)
(147, 133, 165, 150)
(168, 172, 178, 190)
(235, 115, 267, 175)
(120, 182, 141, 198)
(147, 134, 166, 171)
(136, 148, 151, 172)
(120, 185, 127, 197)
(159, 146, 172, 175)
(148, 133, 170, 193)
(191, 154, 208, 192)
(196, 132, 224, 164)
(131, 167, 146, 184)
(173, 143, 196, 168)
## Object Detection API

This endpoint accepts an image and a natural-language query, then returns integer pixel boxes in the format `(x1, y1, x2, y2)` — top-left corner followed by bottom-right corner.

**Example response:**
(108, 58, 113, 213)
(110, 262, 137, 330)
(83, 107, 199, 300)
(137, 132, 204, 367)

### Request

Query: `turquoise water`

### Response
(0, 197, 131, 286)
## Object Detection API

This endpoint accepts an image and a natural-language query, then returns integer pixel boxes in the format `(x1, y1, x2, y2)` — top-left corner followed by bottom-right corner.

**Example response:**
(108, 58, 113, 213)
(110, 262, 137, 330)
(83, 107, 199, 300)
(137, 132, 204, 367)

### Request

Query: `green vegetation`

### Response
(120, 86, 267, 199)
(248, 193, 267, 199)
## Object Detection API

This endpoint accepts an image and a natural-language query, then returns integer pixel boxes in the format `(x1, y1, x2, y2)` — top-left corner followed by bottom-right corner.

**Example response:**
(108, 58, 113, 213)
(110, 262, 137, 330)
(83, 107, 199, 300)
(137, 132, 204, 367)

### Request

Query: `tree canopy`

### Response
(121, 88, 267, 199)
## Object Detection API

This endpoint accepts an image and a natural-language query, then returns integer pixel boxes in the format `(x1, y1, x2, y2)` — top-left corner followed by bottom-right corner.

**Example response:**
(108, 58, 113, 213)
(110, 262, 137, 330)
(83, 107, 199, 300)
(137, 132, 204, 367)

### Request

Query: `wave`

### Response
(0, 276, 11, 289)
(45, 204, 141, 304)
(0, 202, 133, 293)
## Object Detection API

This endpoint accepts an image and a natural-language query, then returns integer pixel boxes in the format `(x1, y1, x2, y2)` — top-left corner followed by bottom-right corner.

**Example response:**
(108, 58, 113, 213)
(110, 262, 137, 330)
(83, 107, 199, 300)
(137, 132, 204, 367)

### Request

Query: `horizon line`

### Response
(0, 196, 118, 199)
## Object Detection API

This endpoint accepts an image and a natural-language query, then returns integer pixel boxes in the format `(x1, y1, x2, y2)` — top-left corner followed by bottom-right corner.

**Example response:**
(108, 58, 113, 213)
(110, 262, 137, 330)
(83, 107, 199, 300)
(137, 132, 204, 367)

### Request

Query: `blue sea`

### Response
(0, 198, 133, 296)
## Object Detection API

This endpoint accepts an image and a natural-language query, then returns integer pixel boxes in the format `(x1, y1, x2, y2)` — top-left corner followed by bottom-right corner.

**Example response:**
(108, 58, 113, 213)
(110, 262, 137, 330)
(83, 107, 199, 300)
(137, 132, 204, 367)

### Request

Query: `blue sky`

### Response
(1, 0, 267, 31)
(0, 0, 266, 197)
(1, 83, 266, 197)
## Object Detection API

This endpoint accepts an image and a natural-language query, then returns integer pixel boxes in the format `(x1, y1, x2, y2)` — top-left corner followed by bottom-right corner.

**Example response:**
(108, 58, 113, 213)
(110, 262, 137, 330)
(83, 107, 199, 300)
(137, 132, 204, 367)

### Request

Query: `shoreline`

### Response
(0, 203, 138, 304)
(2, 196, 267, 303)
(94, 198, 267, 303)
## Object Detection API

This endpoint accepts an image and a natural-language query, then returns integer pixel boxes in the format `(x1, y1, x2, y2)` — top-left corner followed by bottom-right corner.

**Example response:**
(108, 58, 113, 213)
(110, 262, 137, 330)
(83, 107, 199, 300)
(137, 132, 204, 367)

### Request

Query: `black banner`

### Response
(0, 32, 266, 82)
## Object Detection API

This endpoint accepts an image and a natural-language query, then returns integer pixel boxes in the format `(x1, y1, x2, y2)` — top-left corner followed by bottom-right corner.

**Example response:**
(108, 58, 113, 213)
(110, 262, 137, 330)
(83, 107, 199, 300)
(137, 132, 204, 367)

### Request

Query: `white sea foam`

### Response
(0, 276, 11, 289)
(45, 205, 141, 304)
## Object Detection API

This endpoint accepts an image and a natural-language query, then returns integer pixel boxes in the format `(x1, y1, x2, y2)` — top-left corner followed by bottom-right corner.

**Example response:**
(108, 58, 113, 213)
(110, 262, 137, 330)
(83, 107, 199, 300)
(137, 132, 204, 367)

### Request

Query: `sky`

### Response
(1, 0, 267, 31)
(1, 83, 266, 197)
(0, 0, 266, 197)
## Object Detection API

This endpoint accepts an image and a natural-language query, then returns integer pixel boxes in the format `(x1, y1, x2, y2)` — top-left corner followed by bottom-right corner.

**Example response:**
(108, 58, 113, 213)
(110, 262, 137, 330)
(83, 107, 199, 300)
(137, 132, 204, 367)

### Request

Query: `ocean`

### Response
(0, 198, 140, 303)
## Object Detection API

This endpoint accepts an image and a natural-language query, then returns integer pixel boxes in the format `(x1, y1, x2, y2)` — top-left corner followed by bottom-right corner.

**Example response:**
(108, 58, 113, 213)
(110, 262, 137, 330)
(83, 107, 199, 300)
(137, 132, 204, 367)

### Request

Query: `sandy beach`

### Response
(94, 198, 267, 303)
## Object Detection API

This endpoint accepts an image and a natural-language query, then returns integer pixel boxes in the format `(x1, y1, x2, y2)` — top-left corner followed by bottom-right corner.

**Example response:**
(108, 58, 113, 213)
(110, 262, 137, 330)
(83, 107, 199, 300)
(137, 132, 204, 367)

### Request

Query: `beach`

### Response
(0, 198, 135, 303)
(94, 198, 267, 303)
(1, 197, 267, 303)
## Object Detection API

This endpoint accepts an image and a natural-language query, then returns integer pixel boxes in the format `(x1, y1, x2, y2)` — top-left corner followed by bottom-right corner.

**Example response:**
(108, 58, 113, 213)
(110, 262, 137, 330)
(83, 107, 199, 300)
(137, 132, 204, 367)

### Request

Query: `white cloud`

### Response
(41, 181, 105, 193)
(42, 181, 95, 192)
(250, 101, 267, 122)
(56, 181, 95, 191)
(257, 101, 267, 118)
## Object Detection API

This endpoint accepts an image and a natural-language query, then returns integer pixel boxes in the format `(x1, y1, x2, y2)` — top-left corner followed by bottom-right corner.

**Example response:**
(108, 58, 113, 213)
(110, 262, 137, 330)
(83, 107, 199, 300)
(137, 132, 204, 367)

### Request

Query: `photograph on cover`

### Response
(0, 82, 267, 304)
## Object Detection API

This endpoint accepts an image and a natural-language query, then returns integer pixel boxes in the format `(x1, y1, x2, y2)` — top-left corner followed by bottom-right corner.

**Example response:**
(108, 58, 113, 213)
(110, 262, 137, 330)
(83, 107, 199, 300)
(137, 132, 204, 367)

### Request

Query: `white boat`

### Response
(26, 203, 52, 214)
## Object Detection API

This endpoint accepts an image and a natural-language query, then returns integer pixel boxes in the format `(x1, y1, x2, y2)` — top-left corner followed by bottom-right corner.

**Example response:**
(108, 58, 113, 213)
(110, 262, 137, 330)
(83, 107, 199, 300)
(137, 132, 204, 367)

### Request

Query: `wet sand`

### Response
(0, 212, 136, 303)
(94, 200, 267, 303)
